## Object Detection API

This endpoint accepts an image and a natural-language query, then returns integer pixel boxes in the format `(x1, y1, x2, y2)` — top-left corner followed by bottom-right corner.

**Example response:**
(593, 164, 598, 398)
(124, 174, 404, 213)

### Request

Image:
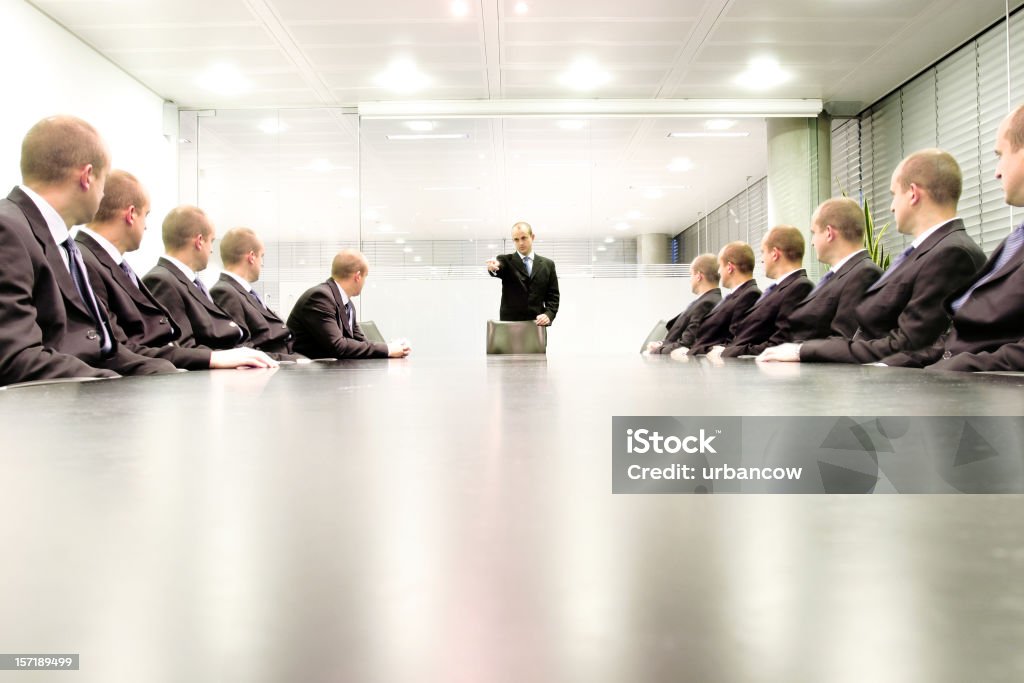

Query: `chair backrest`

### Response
(360, 320, 386, 343)
(640, 320, 668, 352)
(486, 320, 547, 354)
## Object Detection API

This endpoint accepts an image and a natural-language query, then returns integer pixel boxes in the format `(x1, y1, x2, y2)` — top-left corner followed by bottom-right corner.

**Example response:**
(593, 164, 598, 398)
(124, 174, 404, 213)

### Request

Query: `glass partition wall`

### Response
(181, 110, 766, 356)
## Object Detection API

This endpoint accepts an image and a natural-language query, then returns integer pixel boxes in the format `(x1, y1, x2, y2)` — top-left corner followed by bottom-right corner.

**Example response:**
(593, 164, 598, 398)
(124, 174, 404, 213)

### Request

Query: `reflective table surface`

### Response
(2, 356, 1024, 682)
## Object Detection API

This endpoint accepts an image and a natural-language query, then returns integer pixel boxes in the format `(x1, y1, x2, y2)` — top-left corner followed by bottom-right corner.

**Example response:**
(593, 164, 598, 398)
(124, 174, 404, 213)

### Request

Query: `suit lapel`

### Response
(325, 279, 351, 334)
(161, 257, 223, 314)
(223, 274, 283, 322)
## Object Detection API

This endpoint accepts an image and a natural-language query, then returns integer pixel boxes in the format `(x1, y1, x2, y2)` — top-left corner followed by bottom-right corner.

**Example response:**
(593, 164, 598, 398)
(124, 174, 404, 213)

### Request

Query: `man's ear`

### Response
(125, 205, 137, 226)
(79, 164, 94, 191)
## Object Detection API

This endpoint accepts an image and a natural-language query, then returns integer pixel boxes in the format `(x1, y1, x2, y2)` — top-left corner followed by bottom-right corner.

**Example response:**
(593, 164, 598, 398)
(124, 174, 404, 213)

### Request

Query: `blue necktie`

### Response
(193, 276, 212, 302)
(812, 270, 835, 292)
(249, 288, 266, 310)
(951, 224, 1024, 312)
(344, 300, 354, 330)
(119, 260, 140, 289)
(523, 256, 532, 277)
(757, 283, 777, 302)
(870, 244, 915, 290)
(64, 237, 113, 354)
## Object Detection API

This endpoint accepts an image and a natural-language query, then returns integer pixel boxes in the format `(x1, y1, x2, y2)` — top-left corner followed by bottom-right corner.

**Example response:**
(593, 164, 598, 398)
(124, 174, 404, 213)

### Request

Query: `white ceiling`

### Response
(28, 0, 1024, 241)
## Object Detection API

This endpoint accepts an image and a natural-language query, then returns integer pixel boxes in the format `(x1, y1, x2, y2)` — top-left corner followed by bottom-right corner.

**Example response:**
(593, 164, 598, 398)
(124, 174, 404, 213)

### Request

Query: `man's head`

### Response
(689, 253, 720, 294)
(511, 222, 534, 256)
(21, 115, 111, 226)
(809, 197, 865, 265)
(220, 227, 265, 283)
(889, 149, 962, 235)
(995, 105, 1024, 207)
(162, 205, 215, 271)
(716, 241, 755, 288)
(331, 249, 370, 297)
(760, 225, 805, 279)
(87, 170, 150, 254)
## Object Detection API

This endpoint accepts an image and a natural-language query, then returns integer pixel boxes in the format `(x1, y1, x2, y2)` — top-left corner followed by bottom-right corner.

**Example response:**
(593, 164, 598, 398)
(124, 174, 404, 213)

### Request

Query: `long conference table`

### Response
(2, 355, 1024, 682)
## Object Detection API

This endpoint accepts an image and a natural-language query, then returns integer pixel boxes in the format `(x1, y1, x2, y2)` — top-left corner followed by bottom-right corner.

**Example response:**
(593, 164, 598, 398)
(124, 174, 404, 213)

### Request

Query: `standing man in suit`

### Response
(211, 227, 301, 358)
(143, 206, 249, 350)
(647, 254, 721, 355)
(756, 198, 881, 356)
(0, 115, 176, 386)
(287, 249, 411, 359)
(676, 242, 761, 357)
(76, 171, 275, 371)
(759, 149, 985, 364)
(717, 225, 814, 358)
(485, 221, 560, 326)
(884, 105, 1024, 371)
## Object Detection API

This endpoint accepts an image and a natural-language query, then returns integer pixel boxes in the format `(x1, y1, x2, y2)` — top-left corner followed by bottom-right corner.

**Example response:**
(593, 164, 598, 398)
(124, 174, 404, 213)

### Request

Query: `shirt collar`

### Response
(19, 184, 70, 247)
(912, 217, 959, 248)
(222, 270, 251, 290)
(519, 251, 534, 261)
(333, 281, 351, 307)
(771, 268, 802, 285)
(162, 254, 197, 281)
(75, 226, 123, 264)
(829, 248, 866, 273)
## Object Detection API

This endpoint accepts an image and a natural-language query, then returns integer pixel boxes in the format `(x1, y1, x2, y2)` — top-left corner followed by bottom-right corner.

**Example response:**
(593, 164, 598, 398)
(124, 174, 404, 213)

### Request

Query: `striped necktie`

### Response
(951, 224, 1024, 313)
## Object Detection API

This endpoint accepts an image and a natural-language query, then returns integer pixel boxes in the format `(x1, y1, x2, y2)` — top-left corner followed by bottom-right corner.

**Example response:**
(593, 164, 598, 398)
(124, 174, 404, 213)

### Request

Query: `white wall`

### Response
(0, 0, 175, 272)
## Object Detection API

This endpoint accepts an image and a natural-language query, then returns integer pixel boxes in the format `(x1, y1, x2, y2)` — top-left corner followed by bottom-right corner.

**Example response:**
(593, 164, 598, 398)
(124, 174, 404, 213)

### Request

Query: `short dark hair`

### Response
(92, 170, 146, 223)
(690, 253, 720, 284)
(219, 227, 261, 266)
(896, 149, 962, 207)
(814, 197, 865, 243)
(21, 115, 109, 185)
(764, 225, 805, 262)
(162, 205, 211, 251)
(718, 241, 755, 274)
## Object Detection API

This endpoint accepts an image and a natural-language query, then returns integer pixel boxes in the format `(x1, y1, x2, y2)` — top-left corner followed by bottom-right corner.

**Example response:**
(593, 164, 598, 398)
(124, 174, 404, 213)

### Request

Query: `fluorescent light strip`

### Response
(668, 132, 750, 138)
(386, 134, 469, 141)
(360, 98, 823, 118)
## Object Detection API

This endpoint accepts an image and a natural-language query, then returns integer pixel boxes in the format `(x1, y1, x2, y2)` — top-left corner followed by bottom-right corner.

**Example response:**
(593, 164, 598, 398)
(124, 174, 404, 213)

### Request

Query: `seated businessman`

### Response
(675, 241, 761, 358)
(715, 225, 813, 358)
(143, 206, 250, 351)
(211, 227, 303, 359)
(287, 249, 411, 359)
(0, 115, 176, 386)
(759, 149, 985, 364)
(646, 253, 722, 355)
(76, 171, 275, 371)
(883, 105, 1024, 371)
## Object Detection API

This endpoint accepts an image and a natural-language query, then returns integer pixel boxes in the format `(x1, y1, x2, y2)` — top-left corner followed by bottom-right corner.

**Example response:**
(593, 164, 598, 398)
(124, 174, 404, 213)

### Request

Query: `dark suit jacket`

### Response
(721, 270, 814, 357)
(75, 232, 212, 370)
(211, 274, 297, 357)
(688, 279, 761, 355)
(488, 253, 560, 322)
(775, 253, 882, 344)
(143, 258, 248, 351)
(0, 187, 174, 386)
(655, 288, 722, 354)
(286, 280, 388, 359)
(800, 219, 985, 364)
(882, 229, 1024, 371)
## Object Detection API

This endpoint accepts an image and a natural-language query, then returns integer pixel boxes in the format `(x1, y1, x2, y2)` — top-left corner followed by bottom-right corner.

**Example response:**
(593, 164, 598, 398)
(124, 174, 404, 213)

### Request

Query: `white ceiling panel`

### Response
(43, 0, 254, 24)
(508, 0, 702, 19)
(709, 19, 901, 45)
(72, 24, 270, 51)
(694, 43, 876, 67)
(502, 44, 680, 65)
(502, 20, 694, 43)
(286, 21, 481, 44)
(273, 0, 464, 22)
(304, 44, 484, 68)
(725, 0, 935, 20)
(105, 48, 289, 72)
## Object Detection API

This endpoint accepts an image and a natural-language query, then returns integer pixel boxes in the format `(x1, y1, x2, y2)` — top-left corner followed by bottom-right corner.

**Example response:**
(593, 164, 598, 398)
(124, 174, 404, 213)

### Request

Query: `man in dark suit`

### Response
(756, 197, 882, 357)
(677, 242, 761, 357)
(76, 171, 275, 371)
(211, 227, 301, 359)
(143, 206, 250, 350)
(718, 225, 814, 358)
(882, 106, 1024, 371)
(646, 253, 722, 355)
(0, 115, 176, 387)
(485, 221, 560, 326)
(287, 249, 411, 359)
(759, 149, 985, 364)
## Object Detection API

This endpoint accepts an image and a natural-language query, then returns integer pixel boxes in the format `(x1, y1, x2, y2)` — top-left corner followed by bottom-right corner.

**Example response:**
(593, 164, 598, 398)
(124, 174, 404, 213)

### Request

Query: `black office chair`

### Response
(486, 320, 547, 354)
(640, 320, 668, 352)
(359, 320, 386, 344)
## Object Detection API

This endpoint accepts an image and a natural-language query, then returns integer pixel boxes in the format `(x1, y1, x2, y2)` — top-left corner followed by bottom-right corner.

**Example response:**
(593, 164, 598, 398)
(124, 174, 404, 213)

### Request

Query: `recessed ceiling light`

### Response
(374, 59, 431, 94)
(386, 134, 468, 141)
(559, 58, 611, 91)
(413, 256, 422, 263)
(667, 157, 695, 172)
(403, 247, 413, 253)
(597, 246, 607, 252)
(667, 131, 749, 139)
(395, 238, 406, 244)
(405, 120, 434, 132)
(705, 119, 737, 131)
(196, 63, 250, 95)
(258, 119, 287, 134)
(604, 237, 615, 243)
(478, 153, 486, 160)
(487, 244, 496, 249)
(734, 58, 790, 89)
(515, 1, 529, 14)
(558, 120, 587, 130)
(451, 0, 469, 17)
(614, 222, 631, 231)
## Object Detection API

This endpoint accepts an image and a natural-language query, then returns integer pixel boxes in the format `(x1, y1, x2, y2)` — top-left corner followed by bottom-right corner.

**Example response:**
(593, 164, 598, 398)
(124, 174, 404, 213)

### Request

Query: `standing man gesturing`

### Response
(485, 221, 560, 326)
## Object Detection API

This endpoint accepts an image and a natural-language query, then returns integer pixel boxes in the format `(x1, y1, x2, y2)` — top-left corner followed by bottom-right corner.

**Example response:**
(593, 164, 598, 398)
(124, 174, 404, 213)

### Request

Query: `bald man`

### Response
(287, 249, 411, 359)
(680, 241, 761, 357)
(0, 115, 175, 386)
(647, 253, 722, 355)
(485, 221, 560, 326)
(760, 149, 985, 363)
